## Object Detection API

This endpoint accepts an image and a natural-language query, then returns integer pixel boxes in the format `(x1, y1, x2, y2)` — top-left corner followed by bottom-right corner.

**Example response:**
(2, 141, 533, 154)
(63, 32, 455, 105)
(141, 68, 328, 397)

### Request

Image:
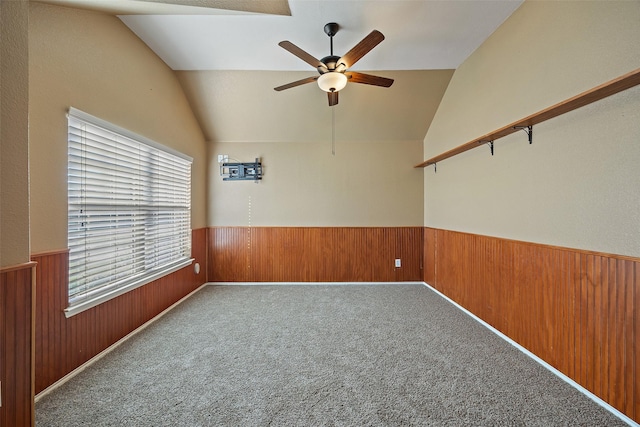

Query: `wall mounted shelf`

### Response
(415, 68, 640, 169)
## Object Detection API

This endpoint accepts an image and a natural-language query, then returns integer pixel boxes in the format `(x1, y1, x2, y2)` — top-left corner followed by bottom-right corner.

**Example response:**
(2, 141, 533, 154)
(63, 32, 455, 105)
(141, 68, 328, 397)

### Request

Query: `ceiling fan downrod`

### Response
(324, 22, 339, 57)
(321, 22, 342, 73)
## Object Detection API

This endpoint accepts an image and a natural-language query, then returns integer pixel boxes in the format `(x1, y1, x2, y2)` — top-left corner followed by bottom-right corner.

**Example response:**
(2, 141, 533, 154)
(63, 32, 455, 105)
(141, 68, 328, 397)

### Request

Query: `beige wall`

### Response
(423, 0, 640, 257)
(179, 69, 453, 228)
(1, 0, 30, 267)
(209, 140, 424, 226)
(28, 2, 208, 254)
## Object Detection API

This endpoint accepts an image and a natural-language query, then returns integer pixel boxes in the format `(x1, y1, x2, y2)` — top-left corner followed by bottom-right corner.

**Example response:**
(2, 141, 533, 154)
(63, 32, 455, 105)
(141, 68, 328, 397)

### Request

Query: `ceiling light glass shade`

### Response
(317, 72, 348, 92)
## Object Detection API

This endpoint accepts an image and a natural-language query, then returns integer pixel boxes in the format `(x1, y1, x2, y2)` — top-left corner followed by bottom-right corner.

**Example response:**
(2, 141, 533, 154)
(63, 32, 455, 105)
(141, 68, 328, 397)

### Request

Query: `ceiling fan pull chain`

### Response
(332, 107, 336, 156)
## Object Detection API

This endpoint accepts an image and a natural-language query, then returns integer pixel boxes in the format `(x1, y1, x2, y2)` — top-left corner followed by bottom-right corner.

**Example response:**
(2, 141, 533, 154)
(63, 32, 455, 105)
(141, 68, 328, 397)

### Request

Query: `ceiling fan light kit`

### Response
(317, 72, 347, 92)
(275, 22, 393, 106)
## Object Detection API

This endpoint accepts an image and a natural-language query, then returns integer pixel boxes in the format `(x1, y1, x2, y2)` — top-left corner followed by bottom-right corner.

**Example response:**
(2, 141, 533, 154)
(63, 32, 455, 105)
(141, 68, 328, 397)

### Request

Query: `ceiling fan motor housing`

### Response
(318, 55, 341, 73)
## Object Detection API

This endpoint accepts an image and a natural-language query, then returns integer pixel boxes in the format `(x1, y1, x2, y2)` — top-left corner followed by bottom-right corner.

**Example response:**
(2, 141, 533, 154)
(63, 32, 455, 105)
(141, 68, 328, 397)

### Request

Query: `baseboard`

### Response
(206, 281, 426, 286)
(34, 283, 208, 402)
(421, 282, 637, 427)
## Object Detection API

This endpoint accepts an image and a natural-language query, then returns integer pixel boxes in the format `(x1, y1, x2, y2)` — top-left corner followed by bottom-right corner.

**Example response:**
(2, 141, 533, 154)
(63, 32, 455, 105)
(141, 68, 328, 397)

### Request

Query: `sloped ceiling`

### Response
(177, 70, 454, 143)
(35, 0, 524, 144)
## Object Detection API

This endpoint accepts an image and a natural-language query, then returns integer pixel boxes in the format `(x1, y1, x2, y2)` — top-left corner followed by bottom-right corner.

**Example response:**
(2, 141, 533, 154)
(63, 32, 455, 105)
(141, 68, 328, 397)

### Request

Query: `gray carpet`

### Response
(36, 284, 627, 426)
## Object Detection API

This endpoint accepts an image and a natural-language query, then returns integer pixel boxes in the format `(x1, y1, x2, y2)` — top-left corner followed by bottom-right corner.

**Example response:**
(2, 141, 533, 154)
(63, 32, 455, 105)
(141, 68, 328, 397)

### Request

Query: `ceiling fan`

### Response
(274, 23, 394, 106)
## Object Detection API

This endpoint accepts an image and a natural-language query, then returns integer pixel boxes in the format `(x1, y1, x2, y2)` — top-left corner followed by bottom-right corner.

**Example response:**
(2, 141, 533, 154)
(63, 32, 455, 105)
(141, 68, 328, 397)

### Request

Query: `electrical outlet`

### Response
(395, 259, 401, 268)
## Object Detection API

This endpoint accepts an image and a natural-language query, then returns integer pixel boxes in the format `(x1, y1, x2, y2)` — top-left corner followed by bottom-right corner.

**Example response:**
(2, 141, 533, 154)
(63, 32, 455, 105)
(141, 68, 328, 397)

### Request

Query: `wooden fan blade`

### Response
(278, 41, 325, 69)
(345, 71, 394, 87)
(274, 76, 317, 91)
(328, 91, 339, 106)
(338, 30, 385, 69)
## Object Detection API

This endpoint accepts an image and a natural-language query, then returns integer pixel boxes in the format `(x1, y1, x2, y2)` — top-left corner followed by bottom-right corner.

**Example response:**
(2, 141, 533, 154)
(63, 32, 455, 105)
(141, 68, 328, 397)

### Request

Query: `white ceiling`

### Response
(118, 0, 523, 71)
(38, 0, 292, 16)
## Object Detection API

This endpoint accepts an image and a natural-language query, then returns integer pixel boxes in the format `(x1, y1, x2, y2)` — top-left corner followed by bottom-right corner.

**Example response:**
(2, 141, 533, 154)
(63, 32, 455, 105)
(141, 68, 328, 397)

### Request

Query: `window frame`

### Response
(65, 107, 193, 318)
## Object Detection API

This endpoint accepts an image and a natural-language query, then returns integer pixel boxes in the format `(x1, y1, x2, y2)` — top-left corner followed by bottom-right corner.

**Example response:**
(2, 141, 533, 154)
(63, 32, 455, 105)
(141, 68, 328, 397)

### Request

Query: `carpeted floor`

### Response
(36, 284, 628, 426)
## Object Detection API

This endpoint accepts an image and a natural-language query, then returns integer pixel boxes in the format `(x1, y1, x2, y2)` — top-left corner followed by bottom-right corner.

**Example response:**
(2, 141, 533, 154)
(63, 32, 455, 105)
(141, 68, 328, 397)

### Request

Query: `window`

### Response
(66, 108, 192, 317)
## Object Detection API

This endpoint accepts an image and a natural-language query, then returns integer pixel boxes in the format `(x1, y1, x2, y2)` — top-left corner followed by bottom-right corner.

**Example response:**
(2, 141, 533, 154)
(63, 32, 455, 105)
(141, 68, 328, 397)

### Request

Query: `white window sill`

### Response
(64, 258, 194, 318)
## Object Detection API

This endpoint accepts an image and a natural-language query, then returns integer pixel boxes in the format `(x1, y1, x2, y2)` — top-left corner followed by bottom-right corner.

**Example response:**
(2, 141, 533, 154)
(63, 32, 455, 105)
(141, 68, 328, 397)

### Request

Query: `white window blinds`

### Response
(67, 108, 192, 315)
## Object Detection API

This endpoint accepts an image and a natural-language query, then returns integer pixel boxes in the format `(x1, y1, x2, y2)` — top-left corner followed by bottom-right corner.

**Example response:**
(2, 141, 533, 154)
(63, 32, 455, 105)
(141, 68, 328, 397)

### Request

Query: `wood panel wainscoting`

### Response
(1, 261, 37, 427)
(208, 227, 423, 283)
(425, 227, 639, 423)
(32, 228, 207, 395)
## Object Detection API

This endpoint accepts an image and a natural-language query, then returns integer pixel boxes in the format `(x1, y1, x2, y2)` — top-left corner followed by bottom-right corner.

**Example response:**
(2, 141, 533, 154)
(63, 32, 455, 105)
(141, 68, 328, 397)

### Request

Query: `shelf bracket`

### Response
(478, 140, 494, 155)
(513, 125, 533, 144)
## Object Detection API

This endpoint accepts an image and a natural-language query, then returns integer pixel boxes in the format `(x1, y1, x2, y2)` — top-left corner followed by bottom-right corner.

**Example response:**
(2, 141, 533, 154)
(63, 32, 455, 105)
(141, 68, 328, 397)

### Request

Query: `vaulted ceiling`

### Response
(37, 0, 523, 143)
